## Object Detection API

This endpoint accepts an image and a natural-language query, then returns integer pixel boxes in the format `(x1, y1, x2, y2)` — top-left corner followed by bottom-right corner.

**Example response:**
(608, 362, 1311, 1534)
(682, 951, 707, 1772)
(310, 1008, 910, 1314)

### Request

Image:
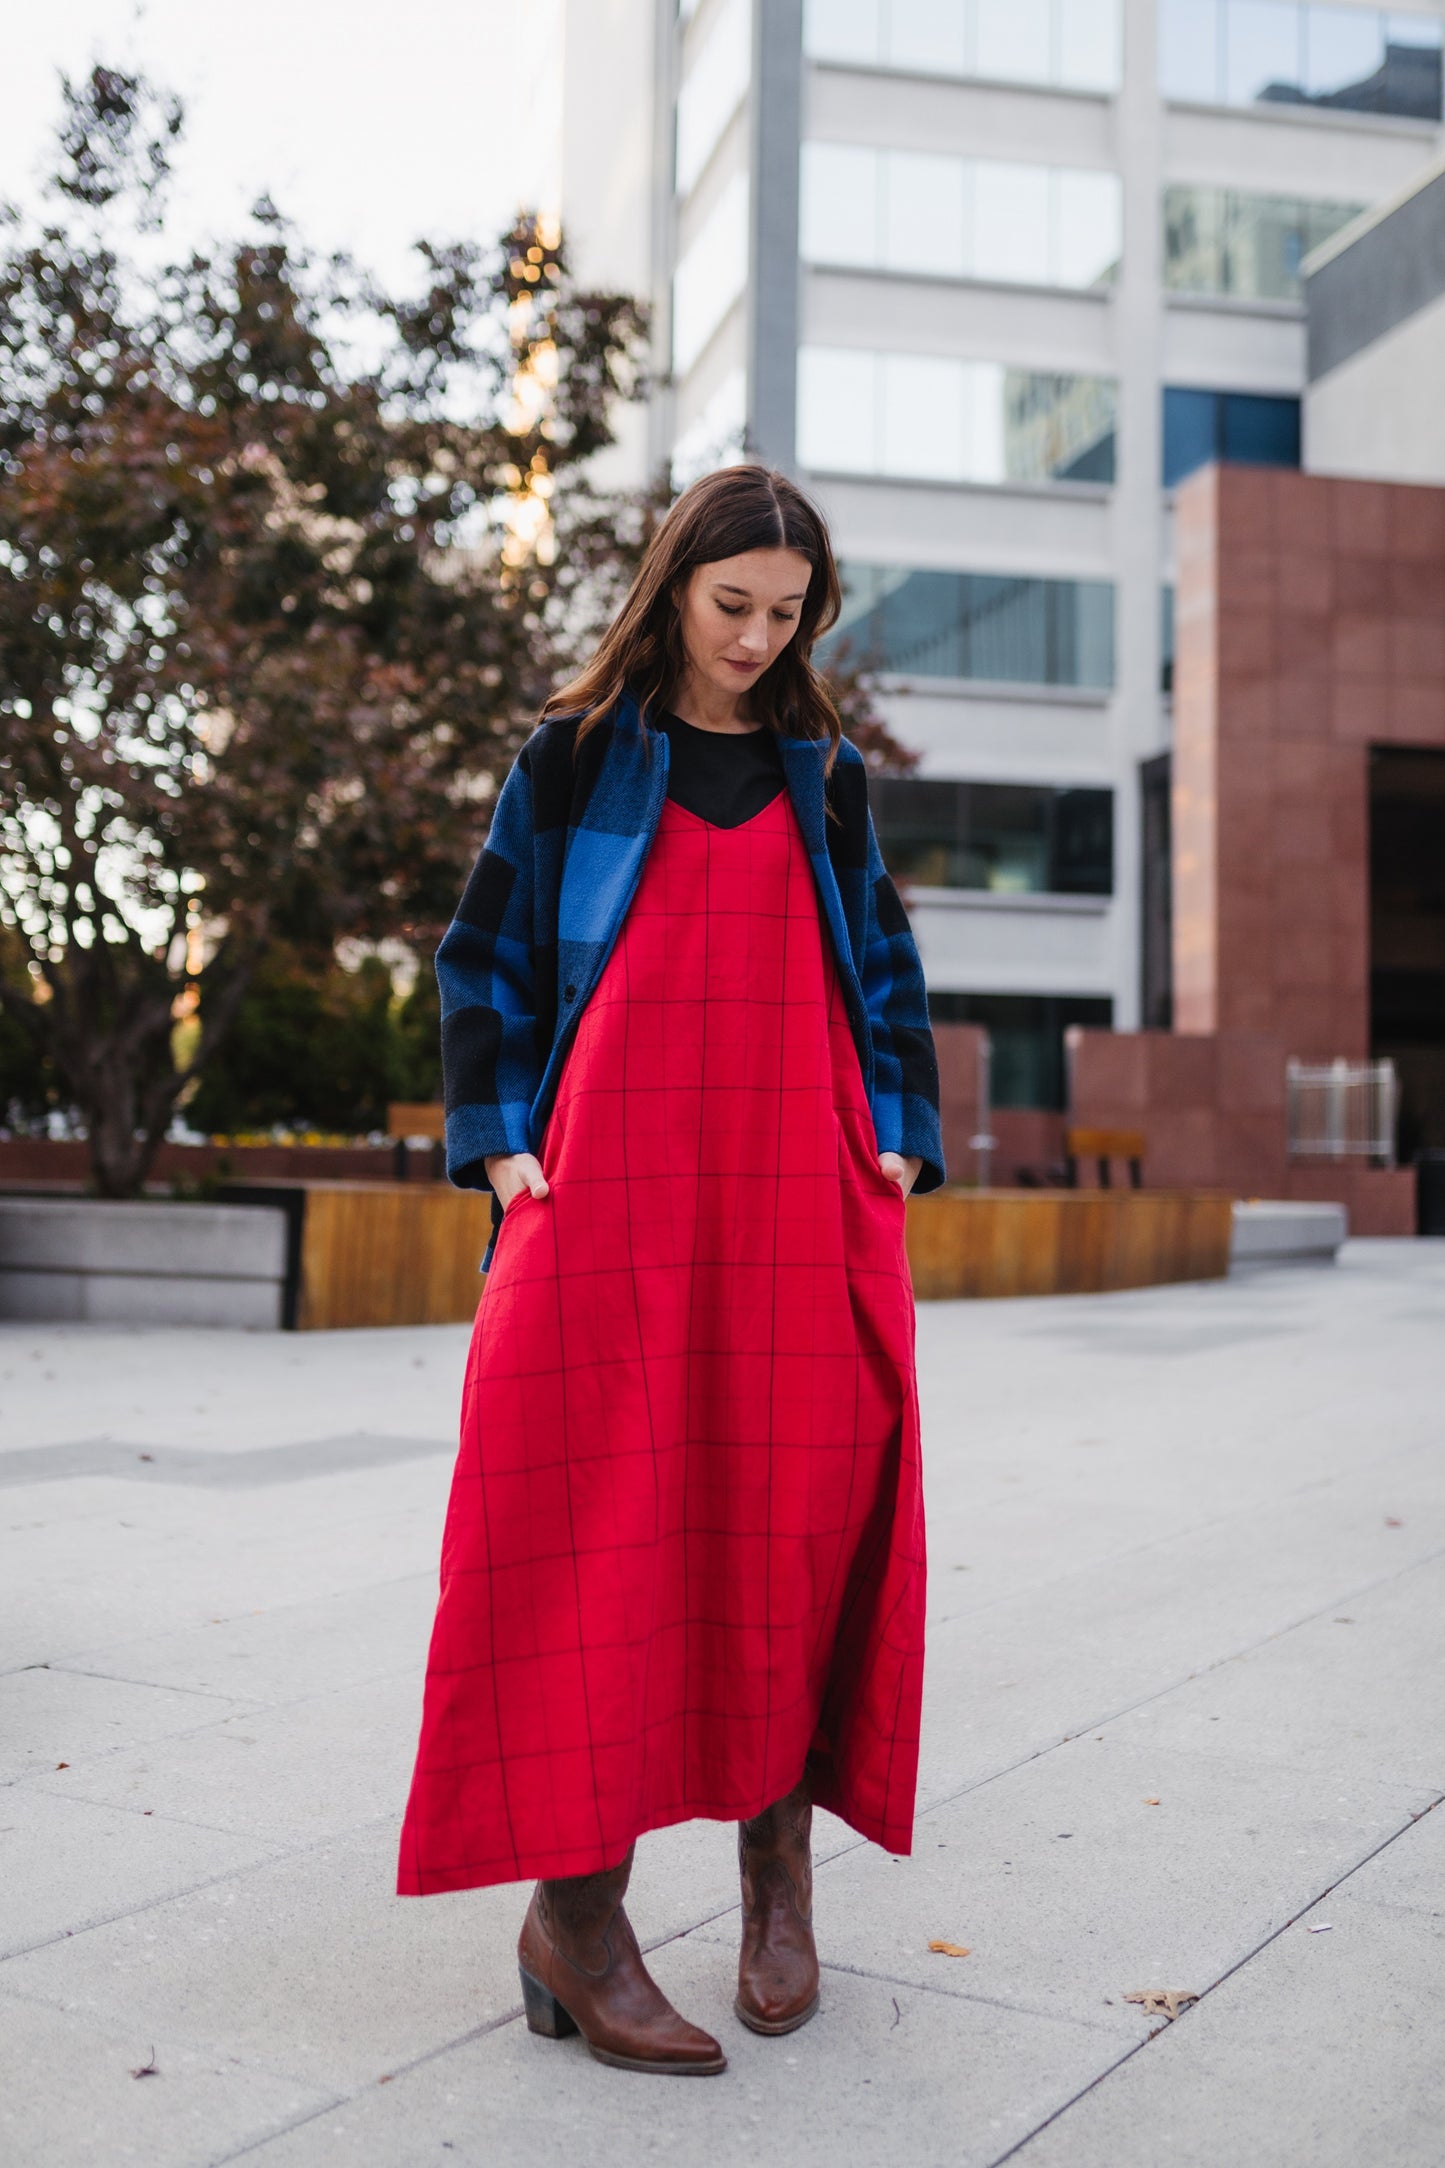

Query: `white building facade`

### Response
(560, 0, 1444, 1107)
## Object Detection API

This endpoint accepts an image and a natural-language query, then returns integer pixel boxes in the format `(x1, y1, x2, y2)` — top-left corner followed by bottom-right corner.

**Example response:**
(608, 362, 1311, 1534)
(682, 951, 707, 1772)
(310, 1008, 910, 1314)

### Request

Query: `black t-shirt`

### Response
(658, 711, 785, 829)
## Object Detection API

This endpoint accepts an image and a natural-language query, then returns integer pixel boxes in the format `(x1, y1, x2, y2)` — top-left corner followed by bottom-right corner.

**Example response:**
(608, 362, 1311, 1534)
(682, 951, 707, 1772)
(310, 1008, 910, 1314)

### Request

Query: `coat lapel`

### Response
(779, 734, 855, 966)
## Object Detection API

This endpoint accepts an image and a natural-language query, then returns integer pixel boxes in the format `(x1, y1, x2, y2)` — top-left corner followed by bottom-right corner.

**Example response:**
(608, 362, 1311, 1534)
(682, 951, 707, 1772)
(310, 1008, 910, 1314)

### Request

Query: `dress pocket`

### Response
(838, 1104, 907, 1203)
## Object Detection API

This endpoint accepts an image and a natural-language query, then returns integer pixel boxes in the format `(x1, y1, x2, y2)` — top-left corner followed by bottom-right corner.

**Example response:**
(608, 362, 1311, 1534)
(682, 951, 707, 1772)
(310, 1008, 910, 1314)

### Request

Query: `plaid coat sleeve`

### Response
(858, 796, 947, 1193)
(435, 741, 548, 1190)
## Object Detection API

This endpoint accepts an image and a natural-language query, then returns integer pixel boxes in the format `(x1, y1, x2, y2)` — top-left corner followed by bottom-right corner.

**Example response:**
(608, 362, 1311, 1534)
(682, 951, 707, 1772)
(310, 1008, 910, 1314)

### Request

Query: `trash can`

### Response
(1417, 1151, 1445, 1237)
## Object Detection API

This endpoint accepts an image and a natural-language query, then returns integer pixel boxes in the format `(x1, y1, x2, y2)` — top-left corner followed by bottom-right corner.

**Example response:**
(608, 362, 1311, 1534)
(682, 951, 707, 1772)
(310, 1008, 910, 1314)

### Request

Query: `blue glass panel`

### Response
(1162, 387, 1220, 487)
(1221, 392, 1301, 467)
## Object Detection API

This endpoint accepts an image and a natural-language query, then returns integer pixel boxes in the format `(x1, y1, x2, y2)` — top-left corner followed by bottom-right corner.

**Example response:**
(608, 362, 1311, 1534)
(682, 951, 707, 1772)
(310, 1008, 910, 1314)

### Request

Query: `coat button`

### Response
(563, 983, 576, 1001)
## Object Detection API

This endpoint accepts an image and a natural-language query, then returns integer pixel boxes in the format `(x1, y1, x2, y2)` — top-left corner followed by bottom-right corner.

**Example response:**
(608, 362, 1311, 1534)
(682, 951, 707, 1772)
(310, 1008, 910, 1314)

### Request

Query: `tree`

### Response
(182, 943, 438, 1137)
(0, 67, 649, 1193)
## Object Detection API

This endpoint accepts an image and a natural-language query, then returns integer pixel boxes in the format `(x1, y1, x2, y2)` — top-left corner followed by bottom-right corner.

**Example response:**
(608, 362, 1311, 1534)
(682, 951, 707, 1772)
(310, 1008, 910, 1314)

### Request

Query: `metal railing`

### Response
(1286, 1058, 1399, 1165)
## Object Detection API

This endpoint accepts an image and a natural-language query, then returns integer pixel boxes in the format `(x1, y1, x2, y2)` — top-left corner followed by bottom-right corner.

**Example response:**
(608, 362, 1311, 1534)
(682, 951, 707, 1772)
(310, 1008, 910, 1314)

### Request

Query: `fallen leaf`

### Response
(138, 1453, 154, 1462)
(131, 2048, 159, 2079)
(1385, 1516, 1403, 1527)
(56, 1761, 69, 1770)
(928, 1940, 971, 1958)
(1143, 1796, 1161, 1805)
(1123, 1989, 1198, 2021)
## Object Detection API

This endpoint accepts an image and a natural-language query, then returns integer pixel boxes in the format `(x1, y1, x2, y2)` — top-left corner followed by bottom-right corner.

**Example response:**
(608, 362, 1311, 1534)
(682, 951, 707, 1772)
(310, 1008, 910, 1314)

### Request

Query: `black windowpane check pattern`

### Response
(398, 790, 926, 1895)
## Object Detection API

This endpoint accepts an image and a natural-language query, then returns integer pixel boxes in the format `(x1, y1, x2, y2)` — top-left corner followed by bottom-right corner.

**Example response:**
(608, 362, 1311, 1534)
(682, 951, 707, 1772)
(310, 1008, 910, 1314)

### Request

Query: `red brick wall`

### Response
(1068, 1026, 1416, 1231)
(1067, 1027, 1287, 1194)
(1173, 465, 1445, 1059)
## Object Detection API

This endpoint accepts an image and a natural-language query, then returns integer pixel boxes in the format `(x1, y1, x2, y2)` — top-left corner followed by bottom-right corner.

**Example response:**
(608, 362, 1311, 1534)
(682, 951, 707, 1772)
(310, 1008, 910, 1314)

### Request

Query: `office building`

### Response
(559, 0, 1444, 1109)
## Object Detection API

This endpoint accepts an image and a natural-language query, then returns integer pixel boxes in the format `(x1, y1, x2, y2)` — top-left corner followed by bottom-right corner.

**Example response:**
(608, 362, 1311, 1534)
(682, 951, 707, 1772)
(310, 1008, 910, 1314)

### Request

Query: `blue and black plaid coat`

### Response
(437, 686, 945, 1263)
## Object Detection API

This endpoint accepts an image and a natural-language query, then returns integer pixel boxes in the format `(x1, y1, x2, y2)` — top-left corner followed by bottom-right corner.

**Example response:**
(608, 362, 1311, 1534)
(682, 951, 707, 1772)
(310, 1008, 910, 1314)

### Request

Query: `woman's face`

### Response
(675, 547, 813, 699)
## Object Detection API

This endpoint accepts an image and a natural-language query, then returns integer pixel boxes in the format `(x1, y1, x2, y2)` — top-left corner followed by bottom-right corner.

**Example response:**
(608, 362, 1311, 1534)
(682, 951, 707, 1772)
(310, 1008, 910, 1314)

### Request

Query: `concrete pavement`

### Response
(2, 1241, 1443, 2166)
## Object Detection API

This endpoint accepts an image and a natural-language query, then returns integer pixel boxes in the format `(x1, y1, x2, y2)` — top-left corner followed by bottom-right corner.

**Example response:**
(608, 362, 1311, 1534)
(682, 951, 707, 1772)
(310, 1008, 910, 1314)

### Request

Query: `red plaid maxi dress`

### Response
(397, 784, 926, 1894)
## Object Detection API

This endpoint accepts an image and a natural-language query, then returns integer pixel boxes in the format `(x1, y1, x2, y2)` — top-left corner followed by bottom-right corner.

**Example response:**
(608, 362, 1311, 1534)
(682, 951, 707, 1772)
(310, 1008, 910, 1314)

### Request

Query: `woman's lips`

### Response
(724, 658, 756, 673)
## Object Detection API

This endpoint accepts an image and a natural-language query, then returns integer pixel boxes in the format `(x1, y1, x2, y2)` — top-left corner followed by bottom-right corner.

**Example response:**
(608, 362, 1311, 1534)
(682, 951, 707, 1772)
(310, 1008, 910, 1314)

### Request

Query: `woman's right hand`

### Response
(483, 1151, 550, 1209)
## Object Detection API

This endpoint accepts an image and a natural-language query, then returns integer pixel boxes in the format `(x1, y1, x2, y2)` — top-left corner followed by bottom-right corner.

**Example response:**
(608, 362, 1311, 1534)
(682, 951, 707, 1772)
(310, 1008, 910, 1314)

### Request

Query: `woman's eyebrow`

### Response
(714, 581, 809, 601)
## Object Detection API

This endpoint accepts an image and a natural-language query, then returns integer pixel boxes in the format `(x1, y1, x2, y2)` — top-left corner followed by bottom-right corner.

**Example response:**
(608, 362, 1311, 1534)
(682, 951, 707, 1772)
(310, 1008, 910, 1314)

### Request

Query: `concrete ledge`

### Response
(0, 1199, 288, 1328)
(1231, 1199, 1348, 1266)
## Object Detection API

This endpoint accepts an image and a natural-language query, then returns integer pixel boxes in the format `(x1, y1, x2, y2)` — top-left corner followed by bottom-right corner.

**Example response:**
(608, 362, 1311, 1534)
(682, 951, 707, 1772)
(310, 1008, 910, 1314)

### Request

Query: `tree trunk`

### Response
(87, 1090, 171, 1198)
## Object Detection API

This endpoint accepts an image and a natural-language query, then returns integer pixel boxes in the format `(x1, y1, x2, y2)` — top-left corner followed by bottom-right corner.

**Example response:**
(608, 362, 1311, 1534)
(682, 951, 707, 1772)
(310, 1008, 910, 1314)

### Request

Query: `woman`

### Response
(397, 464, 944, 2078)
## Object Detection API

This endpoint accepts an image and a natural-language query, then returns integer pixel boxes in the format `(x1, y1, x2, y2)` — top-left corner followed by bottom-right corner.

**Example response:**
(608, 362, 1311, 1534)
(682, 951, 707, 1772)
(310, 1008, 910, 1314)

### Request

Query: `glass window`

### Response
(671, 369, 747, 490)
(1162, 387, 1220, 484)
(1055, 168, 1123, 286)
(800, 347, 1116, 485)
(1163, 184, 1365, 300)
(1304, 3, 1384, 95)
(801, 145, 1121, 289)
(1057, 0, 1123, 88)
(975, 0, 1053, 79)
(1008, 370, 1117, 481)
(869, 780, 1115, 895)
(923, 992, 1115, 1109)
(796, 346, 879, 472)
(803, 0, 882, 64)
(675, 0, 751, 198)
(888, 0, 969, 72)
(882, 150, 968, 278)
(974, 161, 1052, 284)
(1160, 0, 1223, 97)
(1222, 390, 1301, 463)
(882, 354, 967, 479)
(799, 142, 880, 267)
(822, 564, 1116, 689)
(671, 172, 750, 374)
(1162, 385, 1301, 482)
(1159, 0, 1442, 114)
(1224, 0, 1304, 101)
(1381, 12, 1443, 119)
(1160, 584, 1176, 695)
(804, 0, 1121, 87)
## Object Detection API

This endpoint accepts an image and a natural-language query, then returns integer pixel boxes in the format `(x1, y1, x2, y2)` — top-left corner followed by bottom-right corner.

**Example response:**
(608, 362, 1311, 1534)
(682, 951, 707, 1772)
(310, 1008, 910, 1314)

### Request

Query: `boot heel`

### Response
(520, 1965, 578, 2040)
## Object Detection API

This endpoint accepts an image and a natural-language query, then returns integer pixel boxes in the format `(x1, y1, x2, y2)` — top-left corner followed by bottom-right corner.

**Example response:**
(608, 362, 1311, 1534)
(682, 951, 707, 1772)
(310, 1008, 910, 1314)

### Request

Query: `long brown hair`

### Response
(541, 464, 844, 768)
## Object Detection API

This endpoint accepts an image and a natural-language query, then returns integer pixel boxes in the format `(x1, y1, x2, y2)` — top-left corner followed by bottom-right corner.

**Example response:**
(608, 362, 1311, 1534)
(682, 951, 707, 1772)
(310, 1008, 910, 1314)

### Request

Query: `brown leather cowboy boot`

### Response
(518, 1844, 726, 2075)
(736, 1777, 820, 2034)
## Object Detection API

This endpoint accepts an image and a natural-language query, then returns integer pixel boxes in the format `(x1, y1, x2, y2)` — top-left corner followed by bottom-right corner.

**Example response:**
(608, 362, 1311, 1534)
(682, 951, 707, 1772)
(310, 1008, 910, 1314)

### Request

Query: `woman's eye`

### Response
(717, 602, 744, 616)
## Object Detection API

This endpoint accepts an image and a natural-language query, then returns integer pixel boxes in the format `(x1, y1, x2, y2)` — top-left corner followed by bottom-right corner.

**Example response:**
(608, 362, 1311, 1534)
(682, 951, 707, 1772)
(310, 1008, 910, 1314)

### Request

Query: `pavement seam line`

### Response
(983, 1792, 1445, 2167)
(4, 1657, 263, 1710)
(912, 1528, 1445, 1830)
(0, 1841, 297, 1968)
(207, 2004, 525, 2167)
(816, 1958, 1124, 2036)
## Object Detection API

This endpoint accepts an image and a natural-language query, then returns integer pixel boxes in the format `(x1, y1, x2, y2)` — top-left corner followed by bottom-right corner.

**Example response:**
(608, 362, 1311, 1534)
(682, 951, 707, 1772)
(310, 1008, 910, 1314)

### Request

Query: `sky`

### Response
(2, 0, 563, 289)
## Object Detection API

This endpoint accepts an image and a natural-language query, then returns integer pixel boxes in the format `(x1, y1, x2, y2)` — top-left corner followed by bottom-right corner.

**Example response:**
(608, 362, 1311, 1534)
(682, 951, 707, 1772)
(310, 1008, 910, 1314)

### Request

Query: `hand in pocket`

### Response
(484, 1150, 550, 1210)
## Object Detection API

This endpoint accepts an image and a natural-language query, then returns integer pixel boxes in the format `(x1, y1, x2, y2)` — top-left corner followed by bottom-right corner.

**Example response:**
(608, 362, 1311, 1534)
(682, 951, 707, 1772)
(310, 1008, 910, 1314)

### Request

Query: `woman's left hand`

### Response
(878, 1152, 923, 1197)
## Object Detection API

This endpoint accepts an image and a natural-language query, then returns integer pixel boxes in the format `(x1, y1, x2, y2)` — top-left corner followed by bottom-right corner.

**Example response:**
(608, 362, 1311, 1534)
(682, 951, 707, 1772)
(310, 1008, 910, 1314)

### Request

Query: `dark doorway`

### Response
(926, 992, 1114, 1109)
(1370, 747, 1445, 1156)
(1140, 753, 1173, 1030)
